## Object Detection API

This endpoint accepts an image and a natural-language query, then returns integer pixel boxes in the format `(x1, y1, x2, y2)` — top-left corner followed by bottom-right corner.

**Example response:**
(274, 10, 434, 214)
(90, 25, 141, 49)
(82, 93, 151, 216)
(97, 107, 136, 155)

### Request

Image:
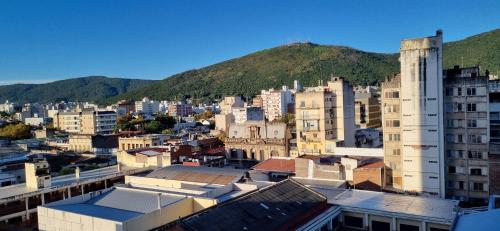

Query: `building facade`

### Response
(225, 121, 289, 163)
(354, 86, 381, 129)
(135, 97, 160, 115)
(231, 107, 264, 124)
(489, 80, 500, 195)
(168, 103, 193, 117)
(260, 86, 294, 121)
(443, 66, 490, 204)
(295, 77, 355, 155)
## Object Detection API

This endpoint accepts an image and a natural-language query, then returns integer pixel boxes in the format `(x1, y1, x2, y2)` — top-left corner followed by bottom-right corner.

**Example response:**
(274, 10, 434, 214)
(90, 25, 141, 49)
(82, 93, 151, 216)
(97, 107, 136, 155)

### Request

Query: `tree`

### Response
(0, 123, 31, 140)
(115, 114, 135, 132)
(194, 111, 214, 121)
(278, 113, 295, 125)
(144, 121, 163, 133)
(155, 114, 176, 129)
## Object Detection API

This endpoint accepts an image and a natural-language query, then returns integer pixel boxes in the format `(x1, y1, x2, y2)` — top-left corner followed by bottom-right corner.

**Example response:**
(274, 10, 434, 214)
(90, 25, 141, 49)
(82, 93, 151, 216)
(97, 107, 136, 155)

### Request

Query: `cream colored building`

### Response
(383, 30, 445, 197)
(260, 86, 294, 121)
(295, 77, 355, 155)
(219, 96, 244, 115)
(117, 148, 171, 168)
(25, 160, 51, 190)
(118, 134, 167, 151)
(54, 110, 116, 135)
(225, 121, 290, 162)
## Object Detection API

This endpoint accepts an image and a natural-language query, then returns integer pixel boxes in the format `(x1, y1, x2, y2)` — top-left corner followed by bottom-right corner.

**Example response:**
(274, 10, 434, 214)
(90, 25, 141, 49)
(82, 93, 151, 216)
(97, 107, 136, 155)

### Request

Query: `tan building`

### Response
(118, 134, 168, 151)
(68, 134, 118, 154)
(117, 147, 172, 168)
(225, 121, 290, 163)
(354, 86, 381, 129)
(381, 74, 403, 189)
(219, 96, 244, 115)
(54, 110, 116, 135)
(295, 76, 355, 155)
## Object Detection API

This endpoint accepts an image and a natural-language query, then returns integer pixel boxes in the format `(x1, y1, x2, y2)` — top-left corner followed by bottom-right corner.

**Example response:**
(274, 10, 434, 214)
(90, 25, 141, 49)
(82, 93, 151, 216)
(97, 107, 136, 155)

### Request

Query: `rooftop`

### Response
(251, 157, 295, 173)
(146, 165, 247, 185)
(311, 187, 459, 224)
(0, 165, 130, 201)
(454, 209, 500, 231)
(180, 180, 330, 231)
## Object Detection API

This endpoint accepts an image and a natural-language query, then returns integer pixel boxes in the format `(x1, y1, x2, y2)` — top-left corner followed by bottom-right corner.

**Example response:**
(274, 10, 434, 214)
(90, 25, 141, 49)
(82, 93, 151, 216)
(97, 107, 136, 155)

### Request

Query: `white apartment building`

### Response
(231, 107, 264, 124)
(135, 97, 160, 115)
(399, 30, 445, 197)
(260, 86, 294, 121)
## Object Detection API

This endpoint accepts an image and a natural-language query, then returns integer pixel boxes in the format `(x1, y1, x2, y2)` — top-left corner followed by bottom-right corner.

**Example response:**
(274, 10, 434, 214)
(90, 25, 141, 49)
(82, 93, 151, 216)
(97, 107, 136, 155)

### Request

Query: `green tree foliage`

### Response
(144, 121, 163, 133)
(154, 114, 176, 129)
(0, 123, 31, 140)
(58, 167, 74, 176)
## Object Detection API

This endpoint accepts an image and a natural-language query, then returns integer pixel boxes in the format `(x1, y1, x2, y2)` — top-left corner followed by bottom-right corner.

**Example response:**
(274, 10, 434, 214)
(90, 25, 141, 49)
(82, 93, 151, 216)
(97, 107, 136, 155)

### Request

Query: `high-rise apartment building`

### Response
(54, 110, 116, 135)
(383, 31, 445, 197)
(168, 103, 193, 117)
(260, 86, 294, 121)
(488, 80, 500, 195)
(135, 97, 160, 115)
(295, 76, 355, 155)
(443, 66, 490, 204)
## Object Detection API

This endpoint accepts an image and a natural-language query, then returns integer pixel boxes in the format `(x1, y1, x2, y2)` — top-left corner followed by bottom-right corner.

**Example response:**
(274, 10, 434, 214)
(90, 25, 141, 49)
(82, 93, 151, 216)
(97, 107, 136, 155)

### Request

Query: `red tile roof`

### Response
(252, 158, 295, 173)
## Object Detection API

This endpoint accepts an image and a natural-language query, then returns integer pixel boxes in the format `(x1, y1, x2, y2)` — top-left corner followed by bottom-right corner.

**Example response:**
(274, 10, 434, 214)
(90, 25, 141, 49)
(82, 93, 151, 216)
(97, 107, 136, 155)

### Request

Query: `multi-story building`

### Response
(118, 134, 168, 151)
(135, 97, 160, 115)
(225, 121, 289, 164)
(54, 110, 116, 135)
(260, 86, 294, 121)
(116, 100, 136, 116)
(354, 86, 381, 129)
(295, 77, 355, 155)
(231, 107, 264, 124)
(383, 31, 445, 197)
(443, 66, 490, 204)
(168, 103, 193, 117)
(489, 80, 500, 195)
(381, 74, 403, 189)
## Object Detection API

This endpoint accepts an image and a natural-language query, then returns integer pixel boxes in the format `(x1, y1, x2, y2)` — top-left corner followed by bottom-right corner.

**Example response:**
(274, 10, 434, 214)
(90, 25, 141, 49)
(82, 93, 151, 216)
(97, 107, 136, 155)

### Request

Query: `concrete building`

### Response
(68, 134, 118, 155)
(231, 106, 264, 124)
(118, 134, 168, 151)
(168, 103, 193, 117)
(383, 31, 445, 197)
(54, 110, 116, 135)
(444, 66, 490, 204)
(135, 97, 160, 115)
(225, 121, 290, 165)
(25, 160, 51, 190)
(489, 80, 500, 196)
(354, 86, 381, 129)
(260, 86, 294, 121)
(295, 76, 355, 155)
(117, 147, 172, 168)
(219, 96, 244, 115)
(38, 165, 248, 231)
(24, 117, 52, 127)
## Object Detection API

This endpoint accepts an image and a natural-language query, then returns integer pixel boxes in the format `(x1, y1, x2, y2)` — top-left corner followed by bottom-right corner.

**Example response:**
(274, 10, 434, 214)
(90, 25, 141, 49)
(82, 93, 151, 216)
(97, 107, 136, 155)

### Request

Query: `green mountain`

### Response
(113, 29, 500, 103)
(0, 76, 155, 104)
(443, 29, 500, 73)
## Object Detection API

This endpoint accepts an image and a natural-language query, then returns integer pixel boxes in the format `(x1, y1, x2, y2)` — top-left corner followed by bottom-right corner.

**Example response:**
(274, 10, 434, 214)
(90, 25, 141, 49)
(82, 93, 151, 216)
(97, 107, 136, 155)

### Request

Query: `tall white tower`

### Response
(399, 30, 445, 197)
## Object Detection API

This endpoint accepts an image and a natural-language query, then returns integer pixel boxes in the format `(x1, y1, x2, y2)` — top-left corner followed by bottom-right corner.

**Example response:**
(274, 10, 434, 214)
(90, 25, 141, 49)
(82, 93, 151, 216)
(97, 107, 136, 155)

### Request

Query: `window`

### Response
(372, 220, 391, 231)
(458, 181, 464, 189)
(392, 149, 401, 156)
(344, 216, 363, 228)
(458, 135, 463, 143)
(385, 120, 400, 127)
(449, 166, 456, 173)
(470, 168, 482, 176)
(467, 120, 477, 128)
(388, 133, 400, 141)
(468, 151, 483, 159)
(400, 224, 419, 231)
(429, 176, 438, 179)
(468, 135, 483, 144)
(473, 182, 484, 191)
(457, 87, 462, 96)
(467, 103, 477, 112)
(385, 91, 399, 99)
(454, 103, 463, 112)
(467, 87, 477, 96)
(445, 87, 453, 96)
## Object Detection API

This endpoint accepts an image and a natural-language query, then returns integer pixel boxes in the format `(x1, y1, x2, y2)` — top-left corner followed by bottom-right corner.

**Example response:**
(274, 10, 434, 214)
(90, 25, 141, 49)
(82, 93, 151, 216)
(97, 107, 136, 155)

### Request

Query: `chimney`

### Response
(75, 167, 81, 179)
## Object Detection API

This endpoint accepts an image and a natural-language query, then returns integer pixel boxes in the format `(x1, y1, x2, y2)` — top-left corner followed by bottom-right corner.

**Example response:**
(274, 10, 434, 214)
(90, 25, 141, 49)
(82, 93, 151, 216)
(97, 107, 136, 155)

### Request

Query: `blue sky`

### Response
(0, 0, 499, 85)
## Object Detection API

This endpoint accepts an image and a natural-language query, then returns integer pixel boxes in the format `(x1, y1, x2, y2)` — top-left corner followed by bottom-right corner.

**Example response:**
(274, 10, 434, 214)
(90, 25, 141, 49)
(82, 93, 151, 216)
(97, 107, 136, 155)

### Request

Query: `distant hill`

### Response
(0, 76, 156, 104)
(112, 29, 500, 103)
(3, 29, 499, 105)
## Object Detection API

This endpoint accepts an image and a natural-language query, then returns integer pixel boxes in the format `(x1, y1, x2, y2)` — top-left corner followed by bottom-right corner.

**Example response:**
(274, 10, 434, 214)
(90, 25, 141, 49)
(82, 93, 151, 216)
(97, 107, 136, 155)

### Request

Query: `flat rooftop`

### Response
(454, 209, 500, 231)
(43, 186, 186, 222)
(0, 165, 131, 201)
(311, 186, 459, 224)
